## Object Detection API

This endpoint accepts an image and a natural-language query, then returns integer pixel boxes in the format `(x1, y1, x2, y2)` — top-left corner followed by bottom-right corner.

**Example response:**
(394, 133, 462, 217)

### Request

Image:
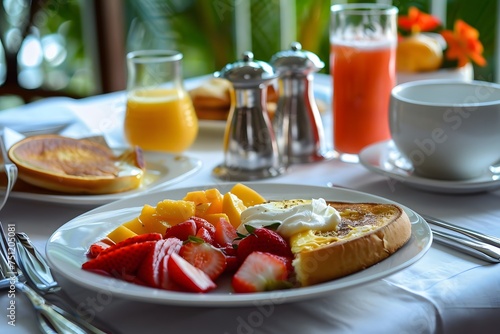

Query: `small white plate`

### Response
(359, 140, 500, 194)
(46, 183, 431, 307)
(9, 152, 202, 206)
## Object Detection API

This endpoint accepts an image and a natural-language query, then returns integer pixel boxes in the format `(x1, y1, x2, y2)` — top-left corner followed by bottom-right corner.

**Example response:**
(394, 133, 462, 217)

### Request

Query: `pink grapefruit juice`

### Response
(330, 42, 395, 154)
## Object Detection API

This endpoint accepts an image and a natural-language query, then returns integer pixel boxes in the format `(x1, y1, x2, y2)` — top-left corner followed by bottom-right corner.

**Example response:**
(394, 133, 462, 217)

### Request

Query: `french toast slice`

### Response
(8, 135, 145, 194)
(291, 202, 411, 286)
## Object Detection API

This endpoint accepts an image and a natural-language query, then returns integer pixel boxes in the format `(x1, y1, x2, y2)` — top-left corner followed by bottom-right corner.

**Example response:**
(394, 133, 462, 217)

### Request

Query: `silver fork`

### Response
(0, 223, 93, 333)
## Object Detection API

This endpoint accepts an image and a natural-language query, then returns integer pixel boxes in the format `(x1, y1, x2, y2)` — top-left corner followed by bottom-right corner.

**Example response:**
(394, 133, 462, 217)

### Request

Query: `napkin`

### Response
(0, 97, 78, 135)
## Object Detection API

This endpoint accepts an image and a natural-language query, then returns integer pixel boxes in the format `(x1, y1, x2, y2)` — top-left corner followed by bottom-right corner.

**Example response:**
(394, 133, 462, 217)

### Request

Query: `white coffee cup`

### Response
(389, 79, 500, 180)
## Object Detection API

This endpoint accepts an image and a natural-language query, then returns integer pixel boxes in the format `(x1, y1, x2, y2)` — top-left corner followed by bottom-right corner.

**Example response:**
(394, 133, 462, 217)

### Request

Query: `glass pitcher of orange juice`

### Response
(124, 50, 198, 153)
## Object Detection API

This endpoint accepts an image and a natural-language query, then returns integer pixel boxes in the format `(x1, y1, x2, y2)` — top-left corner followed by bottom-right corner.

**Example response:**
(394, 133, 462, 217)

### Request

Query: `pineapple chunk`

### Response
(138, 204, 170, 234)
(183, 188, 223, 217)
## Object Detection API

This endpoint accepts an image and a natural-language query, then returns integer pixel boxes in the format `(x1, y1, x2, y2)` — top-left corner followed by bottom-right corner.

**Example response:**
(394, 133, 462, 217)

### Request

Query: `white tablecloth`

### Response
(1, 87, 500, 334)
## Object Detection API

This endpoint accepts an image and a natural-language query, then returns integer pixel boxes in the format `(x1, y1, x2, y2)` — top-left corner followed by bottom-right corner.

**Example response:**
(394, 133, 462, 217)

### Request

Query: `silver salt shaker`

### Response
(212, 51, 284, 181)
(270, 42, 331, 165)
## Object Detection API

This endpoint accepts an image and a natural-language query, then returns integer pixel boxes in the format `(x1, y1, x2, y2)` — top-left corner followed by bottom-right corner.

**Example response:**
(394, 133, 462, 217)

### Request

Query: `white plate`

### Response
(9, 152, 202, 206)
(46, 183, 432, 307)
(359, 140, 500, 194)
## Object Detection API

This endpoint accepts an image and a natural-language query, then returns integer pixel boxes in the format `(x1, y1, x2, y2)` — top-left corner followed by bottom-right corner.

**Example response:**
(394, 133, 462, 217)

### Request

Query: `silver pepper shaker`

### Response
(212, 51, 284, 181)
(270, 42, 332, 165)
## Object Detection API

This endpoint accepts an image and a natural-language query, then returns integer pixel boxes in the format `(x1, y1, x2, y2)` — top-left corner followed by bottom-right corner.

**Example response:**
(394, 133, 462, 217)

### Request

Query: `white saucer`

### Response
(359, 140, 500, 194)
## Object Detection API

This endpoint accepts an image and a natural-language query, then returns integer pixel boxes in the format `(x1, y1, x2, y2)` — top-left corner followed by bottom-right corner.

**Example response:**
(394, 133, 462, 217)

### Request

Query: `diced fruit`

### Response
(158, 255, 184, 291)
(139, 204, 170, 234)
(168, 252, 217, 293)
(155, 200, 196, 225)
(204, 213, 230, 227)
(82, 240, 156, 279)
(164, 219, 197, 241)
(222, 192, 247, 228)
(179, 238, 227, 280)
(224, 255, 239, 273)
(122, 217, 147, 235)
(106, 225, 137, 244)
(195, 227, 215, 245)
(190, 216, 216, 236)
(214, 217, 238, 247)
(232, 251, 291, 293)
(183, 188, 224, 217)
(137, 238, 182, 287)
(230, 183, 266, 207)
(87, 240, 112, 258)
(100, 233, 163, 257)
(236, 226, 293, 263)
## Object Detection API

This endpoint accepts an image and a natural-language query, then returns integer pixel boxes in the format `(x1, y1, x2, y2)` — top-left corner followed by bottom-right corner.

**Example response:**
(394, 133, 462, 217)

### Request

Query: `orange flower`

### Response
(440, 20, 487, 67)
(398, 7, 441, 34)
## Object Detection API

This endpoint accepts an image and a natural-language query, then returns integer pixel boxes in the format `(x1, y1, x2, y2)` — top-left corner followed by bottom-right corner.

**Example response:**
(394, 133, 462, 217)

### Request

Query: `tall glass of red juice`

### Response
(330, 4, 398, 162)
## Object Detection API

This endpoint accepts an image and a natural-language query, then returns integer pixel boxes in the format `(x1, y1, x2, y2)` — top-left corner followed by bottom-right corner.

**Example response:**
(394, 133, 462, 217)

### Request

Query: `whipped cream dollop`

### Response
(238, 198, 341, 238)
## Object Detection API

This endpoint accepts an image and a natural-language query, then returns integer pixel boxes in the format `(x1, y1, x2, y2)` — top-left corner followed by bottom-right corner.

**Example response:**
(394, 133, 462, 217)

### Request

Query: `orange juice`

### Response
(331, 42, 395, 155)
(124, 89, 198, 152)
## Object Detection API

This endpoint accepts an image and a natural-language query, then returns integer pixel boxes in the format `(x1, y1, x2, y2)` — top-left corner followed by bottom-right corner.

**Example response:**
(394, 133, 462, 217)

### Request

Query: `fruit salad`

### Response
(82, 183, 296, 293)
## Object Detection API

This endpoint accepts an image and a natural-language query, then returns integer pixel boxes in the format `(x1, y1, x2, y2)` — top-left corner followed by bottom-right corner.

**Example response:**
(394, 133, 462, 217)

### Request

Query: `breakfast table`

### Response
(1, 75, 500, 334)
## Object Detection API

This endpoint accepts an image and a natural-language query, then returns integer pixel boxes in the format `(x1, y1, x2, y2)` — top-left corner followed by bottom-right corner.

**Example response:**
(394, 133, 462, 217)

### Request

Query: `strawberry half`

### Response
(179, 237, 227, 280)
(236, 226, 293, 263)
(86, 240, 111, 258)
(137, 237, 182, 287)
(190, 216, 216, 236)
(214, 217, 237, 247)
(168, 252, 217, 293)
(82, 240, 156, 279)
(164, 220, 197, 241)
(98, 233, 163, 257)
(232, 251, 292, 293)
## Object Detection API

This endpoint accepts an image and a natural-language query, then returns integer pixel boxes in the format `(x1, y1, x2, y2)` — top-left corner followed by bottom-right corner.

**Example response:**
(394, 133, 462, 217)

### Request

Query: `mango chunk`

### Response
(123, 217, 147, 235)
(204, 213, 230, 227)
(222, 192, 247, 228)
(230, 183, 266, 207)
(107, 225, 137, 243)
(155, 199, 196, 225)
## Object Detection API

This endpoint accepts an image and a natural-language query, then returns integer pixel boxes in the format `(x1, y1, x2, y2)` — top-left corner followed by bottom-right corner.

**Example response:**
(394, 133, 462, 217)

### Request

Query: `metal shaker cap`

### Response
(215, 51, 277, 88)
(270, 42, 324, 75)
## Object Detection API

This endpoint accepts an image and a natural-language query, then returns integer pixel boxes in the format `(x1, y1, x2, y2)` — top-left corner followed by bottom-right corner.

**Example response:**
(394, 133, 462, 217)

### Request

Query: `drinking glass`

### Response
(124, 50, 198, 153)
(330, 3, 398, 162)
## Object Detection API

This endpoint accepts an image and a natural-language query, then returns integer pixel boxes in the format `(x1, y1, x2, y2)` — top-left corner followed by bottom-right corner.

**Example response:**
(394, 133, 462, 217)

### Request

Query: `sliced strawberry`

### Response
(137, 238, 182, 287)
(190, 216, 216, 236)
(224, 255, 239, 273)
(236, 226, 293, 263)
(99, 233, 163, 257)
(168, 252, 217, 293)
(232, 251, 292, 293)
(164, 219, 197, 241)
(82, 240, 156, 279)
(86, 240, 112, 258)
(158, 255, 185, 291)
(179, 238, 227, 280)
(214, 217, 237, 247)
(195, 227, 216, 245)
